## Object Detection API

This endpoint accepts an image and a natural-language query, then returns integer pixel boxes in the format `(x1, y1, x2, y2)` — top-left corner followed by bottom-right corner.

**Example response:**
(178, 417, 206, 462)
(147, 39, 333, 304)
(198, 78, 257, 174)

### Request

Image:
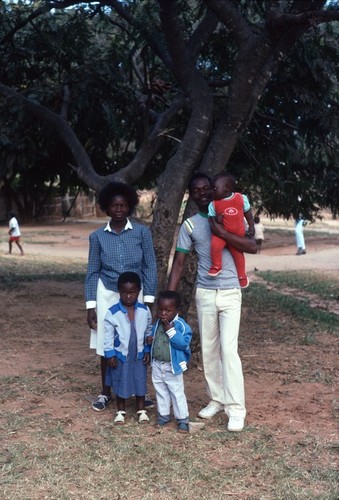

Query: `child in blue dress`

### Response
(104, 272, 152, 424)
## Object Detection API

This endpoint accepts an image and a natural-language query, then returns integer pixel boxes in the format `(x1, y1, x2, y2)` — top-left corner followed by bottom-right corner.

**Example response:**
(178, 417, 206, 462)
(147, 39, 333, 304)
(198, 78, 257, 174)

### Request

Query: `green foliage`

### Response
(232, 24, 339, 220)
(0, 1, 338, 219)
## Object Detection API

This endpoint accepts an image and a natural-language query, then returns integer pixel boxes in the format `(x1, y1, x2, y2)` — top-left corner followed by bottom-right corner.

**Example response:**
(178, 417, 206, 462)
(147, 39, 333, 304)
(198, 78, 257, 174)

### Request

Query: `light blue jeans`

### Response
(195, 287, 246, 419)
(151, 359, 189, 423)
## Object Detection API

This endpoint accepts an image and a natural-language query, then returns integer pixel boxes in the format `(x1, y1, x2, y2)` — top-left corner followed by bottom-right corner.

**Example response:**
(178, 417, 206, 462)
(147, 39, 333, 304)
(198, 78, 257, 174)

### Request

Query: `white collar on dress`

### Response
(104, 218, 133, 232)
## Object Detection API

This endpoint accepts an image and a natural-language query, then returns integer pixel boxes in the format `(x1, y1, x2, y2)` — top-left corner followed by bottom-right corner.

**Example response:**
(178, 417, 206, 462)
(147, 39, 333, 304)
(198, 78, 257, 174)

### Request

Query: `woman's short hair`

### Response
(98, 182, 139, 215)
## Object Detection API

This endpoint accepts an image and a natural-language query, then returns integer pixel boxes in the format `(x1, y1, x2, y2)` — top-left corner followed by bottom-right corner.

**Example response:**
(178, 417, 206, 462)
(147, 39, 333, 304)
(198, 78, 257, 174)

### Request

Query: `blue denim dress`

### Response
(105, 321, 147, 398)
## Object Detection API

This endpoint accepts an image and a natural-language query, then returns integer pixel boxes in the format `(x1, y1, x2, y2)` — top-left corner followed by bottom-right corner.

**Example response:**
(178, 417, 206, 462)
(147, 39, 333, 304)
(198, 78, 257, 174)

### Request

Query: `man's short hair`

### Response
(188, 172, 212, 193)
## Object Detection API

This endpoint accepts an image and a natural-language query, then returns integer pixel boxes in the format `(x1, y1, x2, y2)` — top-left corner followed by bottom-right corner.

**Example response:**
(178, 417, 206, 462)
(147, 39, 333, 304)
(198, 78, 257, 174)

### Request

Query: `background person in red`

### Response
(7, 211, 24, 256)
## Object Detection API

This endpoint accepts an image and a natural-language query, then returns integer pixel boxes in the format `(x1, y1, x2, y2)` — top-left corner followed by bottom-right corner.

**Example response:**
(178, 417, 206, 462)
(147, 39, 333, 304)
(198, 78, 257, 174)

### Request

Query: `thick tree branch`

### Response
(203, 0, 254, 47)
(158, 0, 214, 153)
(0, 82, 184, 191)
(113, 96, 185, 184)
(199, 0, 337, 177)
(269, 9, 339, 28)
(105, 0, 173, 70)
(187, 9, 219, 58)
(0, 83, 106, 191)
(158, 0, 195, 90)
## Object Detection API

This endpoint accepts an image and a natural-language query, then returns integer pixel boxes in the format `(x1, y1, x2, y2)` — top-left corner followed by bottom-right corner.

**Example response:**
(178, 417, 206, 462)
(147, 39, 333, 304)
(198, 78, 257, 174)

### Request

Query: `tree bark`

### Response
(152, 0, 214, 291)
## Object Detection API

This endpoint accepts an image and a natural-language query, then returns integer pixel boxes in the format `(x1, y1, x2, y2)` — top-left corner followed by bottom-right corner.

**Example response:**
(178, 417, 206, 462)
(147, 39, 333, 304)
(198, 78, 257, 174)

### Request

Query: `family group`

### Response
(84, 173, 257, 433)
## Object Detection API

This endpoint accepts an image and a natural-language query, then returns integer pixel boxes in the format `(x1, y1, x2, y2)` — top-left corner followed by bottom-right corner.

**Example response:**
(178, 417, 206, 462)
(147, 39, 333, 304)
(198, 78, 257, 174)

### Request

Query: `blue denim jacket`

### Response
(146, 315, 192, 375)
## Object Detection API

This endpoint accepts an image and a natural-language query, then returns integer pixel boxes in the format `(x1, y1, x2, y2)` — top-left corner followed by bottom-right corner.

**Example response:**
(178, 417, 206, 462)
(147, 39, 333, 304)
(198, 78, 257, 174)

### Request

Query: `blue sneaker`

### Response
(178, 422, 189, 433)
(92, 395, 112, 412)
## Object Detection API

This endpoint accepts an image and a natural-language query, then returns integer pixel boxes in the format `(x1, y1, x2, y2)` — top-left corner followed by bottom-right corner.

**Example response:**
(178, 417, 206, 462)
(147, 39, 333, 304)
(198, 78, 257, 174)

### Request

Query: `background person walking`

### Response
(295, 216, 306, 255)
(7, 211, 24, 256)
(254, 216, 265, 253)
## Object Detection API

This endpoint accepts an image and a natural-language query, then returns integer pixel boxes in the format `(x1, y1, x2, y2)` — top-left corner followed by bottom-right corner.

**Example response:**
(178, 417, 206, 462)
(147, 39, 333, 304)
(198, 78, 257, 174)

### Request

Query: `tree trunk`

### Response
(152, 0, 215, 291)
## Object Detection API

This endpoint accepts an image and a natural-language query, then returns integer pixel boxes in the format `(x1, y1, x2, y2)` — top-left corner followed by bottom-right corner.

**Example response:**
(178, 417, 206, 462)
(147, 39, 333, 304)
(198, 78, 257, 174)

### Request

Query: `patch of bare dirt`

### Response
(0, 278, 337, 444)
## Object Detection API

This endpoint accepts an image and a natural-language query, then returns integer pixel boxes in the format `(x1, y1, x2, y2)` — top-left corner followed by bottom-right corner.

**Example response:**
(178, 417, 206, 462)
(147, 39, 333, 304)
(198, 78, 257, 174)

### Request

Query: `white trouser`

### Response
(90, 279, 143, 356)
(195, 287, 246, 418)
(151, 360, 189, 421)
(295, 220, 305, 250)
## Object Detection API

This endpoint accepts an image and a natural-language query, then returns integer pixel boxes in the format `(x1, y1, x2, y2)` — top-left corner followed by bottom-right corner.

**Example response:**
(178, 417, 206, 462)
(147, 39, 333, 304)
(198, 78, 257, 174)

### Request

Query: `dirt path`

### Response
(1, 218, 339, 276)
(247, 243, 339, 274)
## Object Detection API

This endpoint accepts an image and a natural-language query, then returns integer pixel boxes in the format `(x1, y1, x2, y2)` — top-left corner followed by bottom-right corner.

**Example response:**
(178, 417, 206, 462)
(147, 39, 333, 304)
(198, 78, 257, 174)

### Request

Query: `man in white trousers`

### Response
(167, 172, 257, 432)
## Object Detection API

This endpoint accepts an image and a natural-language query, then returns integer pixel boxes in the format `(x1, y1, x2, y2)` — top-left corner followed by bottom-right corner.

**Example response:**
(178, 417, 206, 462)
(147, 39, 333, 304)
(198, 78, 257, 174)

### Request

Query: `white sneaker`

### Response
(198, 401, 224, 419)
(114, 411, 126, 424)
(227, 416, 244, 432)
(137, 410, 149, 424)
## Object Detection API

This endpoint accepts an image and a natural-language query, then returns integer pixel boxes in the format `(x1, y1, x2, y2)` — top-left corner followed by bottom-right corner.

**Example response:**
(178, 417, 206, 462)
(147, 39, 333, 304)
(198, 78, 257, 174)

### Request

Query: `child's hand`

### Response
(143, 353, 150, 365)
(161, 319, 174, 331)
(107, 357, 118, 368)
(145, 335, 153, 345)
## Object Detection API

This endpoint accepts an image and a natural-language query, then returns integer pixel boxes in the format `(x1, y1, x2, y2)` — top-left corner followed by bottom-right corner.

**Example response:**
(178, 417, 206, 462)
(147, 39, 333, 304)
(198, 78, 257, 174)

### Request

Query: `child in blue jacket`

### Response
(145, 291, 192, 432)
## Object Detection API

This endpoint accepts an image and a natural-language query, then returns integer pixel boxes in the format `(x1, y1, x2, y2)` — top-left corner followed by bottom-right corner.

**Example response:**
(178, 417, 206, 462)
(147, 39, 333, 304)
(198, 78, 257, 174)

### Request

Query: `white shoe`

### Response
(114, 411, 126, 424)
(227, 416, 244, 432)
(198, 401, 223, 419)
(137, 410, 149, 424)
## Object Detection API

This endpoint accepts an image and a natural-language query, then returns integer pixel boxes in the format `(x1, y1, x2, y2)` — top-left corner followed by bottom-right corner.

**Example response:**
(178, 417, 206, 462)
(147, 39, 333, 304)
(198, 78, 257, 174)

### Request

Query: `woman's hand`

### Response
(145, 335, 153, 345)
(87, 308, 97, 329)
(143, 353, 150, 365)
